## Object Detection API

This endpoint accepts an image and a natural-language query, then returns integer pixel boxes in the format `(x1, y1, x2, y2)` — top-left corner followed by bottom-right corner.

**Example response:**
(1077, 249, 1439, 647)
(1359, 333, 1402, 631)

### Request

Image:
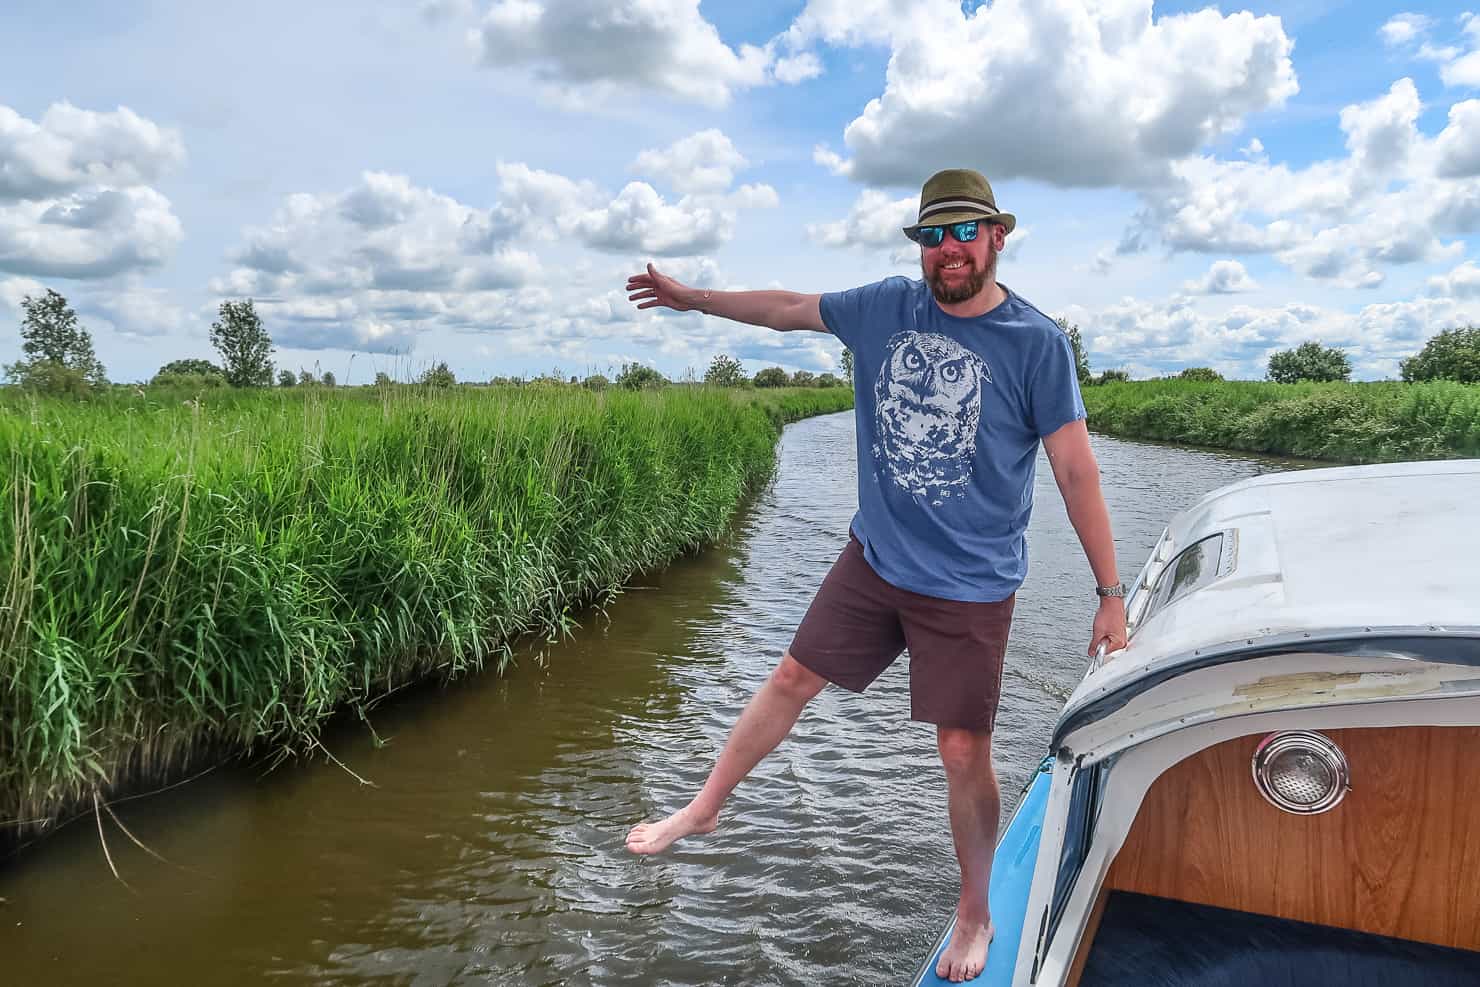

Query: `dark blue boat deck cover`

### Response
(1084, 890, 1480, 987)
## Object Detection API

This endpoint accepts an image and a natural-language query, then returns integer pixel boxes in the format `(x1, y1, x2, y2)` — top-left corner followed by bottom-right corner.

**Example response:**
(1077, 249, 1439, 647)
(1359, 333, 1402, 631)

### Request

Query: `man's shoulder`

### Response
(994, 285, 1065, 347)
(999, 287, 1062, 338)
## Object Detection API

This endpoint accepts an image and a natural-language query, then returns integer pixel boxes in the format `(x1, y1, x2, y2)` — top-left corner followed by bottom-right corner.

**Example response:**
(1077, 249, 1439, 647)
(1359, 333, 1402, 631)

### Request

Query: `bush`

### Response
(1178, 367, 1223, 382)
(419, 362, 456, 388)
(753, 366, 789, 388)
(1267, 341, 1351, 383)
(4, 360, 93, 396)
(616, 362, 667, 390)
(816, 373, 842, 388)
(278, 370, 297, 387)
(150, 372, 227, 390)
(790, 370, 816, 387)
(1401, 327, 1480, 384)
(374, 372, 393, 388)
(155, 359, 224, 381)
(1097, 369, 1131, 385)
(703, 354, 745, 387)
(583, 374, 610, 391)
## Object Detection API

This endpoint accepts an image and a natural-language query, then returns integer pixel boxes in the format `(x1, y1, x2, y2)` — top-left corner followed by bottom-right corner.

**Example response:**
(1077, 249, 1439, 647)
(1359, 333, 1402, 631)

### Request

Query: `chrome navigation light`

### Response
(1251, 730, 1351, 815)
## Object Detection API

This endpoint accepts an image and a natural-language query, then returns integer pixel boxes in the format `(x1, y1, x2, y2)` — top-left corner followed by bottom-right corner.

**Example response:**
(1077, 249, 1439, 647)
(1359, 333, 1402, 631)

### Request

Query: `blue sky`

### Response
(5, 1, 1480, 383)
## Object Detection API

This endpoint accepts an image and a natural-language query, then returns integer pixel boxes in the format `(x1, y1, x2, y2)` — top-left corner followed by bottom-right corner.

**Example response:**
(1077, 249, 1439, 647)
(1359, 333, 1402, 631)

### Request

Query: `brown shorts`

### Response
(789, 535, 1015, 731)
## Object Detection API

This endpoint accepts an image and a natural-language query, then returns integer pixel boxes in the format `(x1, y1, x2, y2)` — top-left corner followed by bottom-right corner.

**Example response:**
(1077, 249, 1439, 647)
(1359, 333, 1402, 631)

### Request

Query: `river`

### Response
(0, 411, 1304, 985)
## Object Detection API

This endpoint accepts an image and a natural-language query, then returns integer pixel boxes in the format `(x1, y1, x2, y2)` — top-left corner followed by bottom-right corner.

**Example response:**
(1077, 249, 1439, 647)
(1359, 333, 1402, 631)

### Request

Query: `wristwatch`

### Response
(1095, 582, 1127, 598)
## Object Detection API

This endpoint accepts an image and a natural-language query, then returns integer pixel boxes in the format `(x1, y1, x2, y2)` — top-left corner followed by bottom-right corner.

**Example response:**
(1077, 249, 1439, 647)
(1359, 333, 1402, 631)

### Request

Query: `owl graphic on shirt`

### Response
(872, 332, 990, 506)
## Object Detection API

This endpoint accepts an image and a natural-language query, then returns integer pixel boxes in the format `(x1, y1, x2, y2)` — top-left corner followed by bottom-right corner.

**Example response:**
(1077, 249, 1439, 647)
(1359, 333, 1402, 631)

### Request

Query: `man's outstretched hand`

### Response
(627, 263, 695, 312)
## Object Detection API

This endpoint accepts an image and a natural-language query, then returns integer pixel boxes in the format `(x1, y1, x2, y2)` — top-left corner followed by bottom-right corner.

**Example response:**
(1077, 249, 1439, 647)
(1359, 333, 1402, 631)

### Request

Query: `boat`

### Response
(911, 459, 1480, 985)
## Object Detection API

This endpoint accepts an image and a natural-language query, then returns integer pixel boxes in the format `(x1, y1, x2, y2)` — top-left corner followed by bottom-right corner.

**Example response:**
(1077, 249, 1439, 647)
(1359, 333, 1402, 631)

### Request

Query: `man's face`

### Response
(921, 221, 1004, 305)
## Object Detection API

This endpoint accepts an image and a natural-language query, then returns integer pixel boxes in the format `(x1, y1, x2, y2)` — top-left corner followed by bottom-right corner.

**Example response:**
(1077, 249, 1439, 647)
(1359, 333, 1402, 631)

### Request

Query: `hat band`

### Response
(918, 197, 999, 223)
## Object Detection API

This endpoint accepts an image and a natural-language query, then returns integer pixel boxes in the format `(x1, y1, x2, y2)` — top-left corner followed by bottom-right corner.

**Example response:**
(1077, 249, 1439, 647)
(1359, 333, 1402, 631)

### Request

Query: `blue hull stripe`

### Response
(913, 765, 1052, 986)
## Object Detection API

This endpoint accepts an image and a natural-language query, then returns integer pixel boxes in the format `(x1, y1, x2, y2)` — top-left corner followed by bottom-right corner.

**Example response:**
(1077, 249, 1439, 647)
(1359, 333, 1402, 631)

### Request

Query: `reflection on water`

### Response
(0, 413, 1298, 985)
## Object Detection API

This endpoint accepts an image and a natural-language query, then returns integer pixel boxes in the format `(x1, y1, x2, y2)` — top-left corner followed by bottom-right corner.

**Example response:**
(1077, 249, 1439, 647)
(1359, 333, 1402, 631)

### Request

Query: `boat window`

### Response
(1141, 533, 1224, 623)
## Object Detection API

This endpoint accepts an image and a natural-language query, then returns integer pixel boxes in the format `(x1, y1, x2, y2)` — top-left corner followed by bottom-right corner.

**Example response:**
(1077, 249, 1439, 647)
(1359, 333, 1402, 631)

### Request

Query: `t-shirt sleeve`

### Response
(1029, 329, 1088, 438)
(819, 278, 898, 351)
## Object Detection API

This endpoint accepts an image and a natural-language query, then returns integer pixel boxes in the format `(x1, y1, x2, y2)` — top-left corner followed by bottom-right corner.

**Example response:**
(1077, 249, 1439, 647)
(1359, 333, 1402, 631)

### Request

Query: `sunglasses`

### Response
(907, 220, 985, 248)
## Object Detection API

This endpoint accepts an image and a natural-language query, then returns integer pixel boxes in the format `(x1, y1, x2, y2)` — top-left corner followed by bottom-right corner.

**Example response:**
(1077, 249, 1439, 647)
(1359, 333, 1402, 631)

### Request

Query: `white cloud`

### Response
(631, 130, 748, 195)
(213, 160, 776, 355)
(806, 188, 916, 247)
(0, 103, 185, 201)
(0, 186, 183, 279)
(572, 181, 731, 255)
(1380, 13, 1432, 48)
(470, 0, 788, 108)
(0, 103, 185, 280)
(1426, 260, 1480, 297)
(1135, 80, 1469, 285)
(792, 0, 1296, 188)
(1435, 100, 1480, 178)
(1184, 260, 1257, 294)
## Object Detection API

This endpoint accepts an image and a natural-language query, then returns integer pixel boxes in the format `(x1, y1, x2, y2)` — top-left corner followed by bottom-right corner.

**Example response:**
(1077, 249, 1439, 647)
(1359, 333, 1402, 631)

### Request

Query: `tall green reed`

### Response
(0, 384, 852, 841)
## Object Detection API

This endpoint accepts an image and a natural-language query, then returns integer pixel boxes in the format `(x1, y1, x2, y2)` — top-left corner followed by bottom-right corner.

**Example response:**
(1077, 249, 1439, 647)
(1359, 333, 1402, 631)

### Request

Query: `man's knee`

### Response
(936, 726, 992, 777)
(771, 652, 828, 702)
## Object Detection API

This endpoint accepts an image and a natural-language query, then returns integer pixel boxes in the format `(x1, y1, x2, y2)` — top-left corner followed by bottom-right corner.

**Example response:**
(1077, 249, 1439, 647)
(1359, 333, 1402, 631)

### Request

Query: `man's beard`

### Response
(925, 244, 997, 304)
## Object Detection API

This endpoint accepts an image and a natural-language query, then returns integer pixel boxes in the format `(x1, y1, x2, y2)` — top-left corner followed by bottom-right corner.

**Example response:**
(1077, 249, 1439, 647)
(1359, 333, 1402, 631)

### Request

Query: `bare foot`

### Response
(625, 806, 718, 855)
(936, 918, 994, 982)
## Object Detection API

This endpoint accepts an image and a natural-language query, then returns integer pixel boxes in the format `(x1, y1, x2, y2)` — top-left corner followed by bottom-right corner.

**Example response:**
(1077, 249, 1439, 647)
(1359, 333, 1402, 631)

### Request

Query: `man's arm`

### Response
(626, 263, 826, 333)
(1041, 419, 1129, 657)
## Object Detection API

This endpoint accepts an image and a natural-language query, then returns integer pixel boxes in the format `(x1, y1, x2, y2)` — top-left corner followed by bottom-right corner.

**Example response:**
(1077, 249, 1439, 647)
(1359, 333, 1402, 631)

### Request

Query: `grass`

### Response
(1080, 379, 1480, 463)
(0, 383, 853, 842)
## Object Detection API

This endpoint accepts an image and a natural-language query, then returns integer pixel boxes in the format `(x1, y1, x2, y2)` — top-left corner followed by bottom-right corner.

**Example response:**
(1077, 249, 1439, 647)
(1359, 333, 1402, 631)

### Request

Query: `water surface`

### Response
(0, 412, 1302, 985)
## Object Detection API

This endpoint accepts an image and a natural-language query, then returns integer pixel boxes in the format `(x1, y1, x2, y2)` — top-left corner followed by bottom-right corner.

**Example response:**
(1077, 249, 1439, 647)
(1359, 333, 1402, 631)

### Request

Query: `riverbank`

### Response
(0, 384, 852, 847)
(1080, 379, 1480, 463)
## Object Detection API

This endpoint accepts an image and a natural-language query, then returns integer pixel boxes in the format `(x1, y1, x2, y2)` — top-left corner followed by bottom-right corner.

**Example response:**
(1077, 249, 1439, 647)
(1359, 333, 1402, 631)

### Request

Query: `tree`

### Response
(1400, 327, 1480, 383)
(1178, 367, 1224, 382)
(753, 366, 789, 388)
(703, 354, 745, 387)
(298, 369, 316, 387)
(5, 288, 108, 390)
(816, 372, 841, 388)
(210, 299, 274, 387)
(419, 361, 456, 387)
(1097, 369, 1131, 384)
(791, 370, 817, 387)
(583, 374, 610, 391)
(841, 348, 854, 384)
(1055, 317, 1092, 387)
(616, 362, 667, 390)
(320, 371, 336, 387)
(374, 372, 393, 388)
(279, 369, 297, 387)
(1267, 341, 1351, 383)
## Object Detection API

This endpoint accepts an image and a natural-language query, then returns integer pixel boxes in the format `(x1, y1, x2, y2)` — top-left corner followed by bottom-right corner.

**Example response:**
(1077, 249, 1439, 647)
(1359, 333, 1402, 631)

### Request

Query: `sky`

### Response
(5, 1, 1480, 384)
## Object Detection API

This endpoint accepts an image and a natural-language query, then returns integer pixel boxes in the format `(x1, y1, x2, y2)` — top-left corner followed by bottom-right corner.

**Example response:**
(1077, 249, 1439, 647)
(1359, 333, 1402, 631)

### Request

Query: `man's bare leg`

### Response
(935, 726, 999, 983)
(626, 652, 827, 855)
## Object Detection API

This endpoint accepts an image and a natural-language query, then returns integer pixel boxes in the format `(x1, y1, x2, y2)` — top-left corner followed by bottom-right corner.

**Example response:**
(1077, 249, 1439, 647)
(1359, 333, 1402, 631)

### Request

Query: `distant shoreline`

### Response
(1080, 379, 1480, 464)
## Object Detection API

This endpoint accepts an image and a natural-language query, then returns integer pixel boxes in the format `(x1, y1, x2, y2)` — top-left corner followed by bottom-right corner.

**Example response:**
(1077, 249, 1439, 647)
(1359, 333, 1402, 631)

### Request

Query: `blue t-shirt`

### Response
(820, 277, 1086, 603)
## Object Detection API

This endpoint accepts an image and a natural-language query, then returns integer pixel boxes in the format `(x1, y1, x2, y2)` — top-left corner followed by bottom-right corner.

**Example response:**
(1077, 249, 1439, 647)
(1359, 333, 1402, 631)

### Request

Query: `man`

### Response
(623, 169, 1128, 983)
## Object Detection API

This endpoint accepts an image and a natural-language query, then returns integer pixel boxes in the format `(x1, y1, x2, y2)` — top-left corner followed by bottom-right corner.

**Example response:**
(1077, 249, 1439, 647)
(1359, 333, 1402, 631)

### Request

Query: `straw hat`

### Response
(902, 168, 1016, 237)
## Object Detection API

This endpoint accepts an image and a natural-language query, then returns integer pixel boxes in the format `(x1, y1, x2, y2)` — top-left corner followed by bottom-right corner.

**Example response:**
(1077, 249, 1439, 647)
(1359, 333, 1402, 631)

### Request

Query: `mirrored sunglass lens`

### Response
(952, 222, 979, 242)
(918, 227, 945, 246)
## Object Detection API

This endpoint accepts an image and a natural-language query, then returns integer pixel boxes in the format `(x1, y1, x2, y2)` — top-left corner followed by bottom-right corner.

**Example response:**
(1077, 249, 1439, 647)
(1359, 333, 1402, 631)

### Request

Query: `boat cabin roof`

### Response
(1058, 459, 1480, 742)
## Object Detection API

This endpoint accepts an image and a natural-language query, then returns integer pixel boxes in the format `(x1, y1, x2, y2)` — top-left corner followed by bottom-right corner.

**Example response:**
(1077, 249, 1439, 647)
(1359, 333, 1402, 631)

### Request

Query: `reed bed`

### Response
(0, 383, 852, 842)
(1081, 380, 1480, 463)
